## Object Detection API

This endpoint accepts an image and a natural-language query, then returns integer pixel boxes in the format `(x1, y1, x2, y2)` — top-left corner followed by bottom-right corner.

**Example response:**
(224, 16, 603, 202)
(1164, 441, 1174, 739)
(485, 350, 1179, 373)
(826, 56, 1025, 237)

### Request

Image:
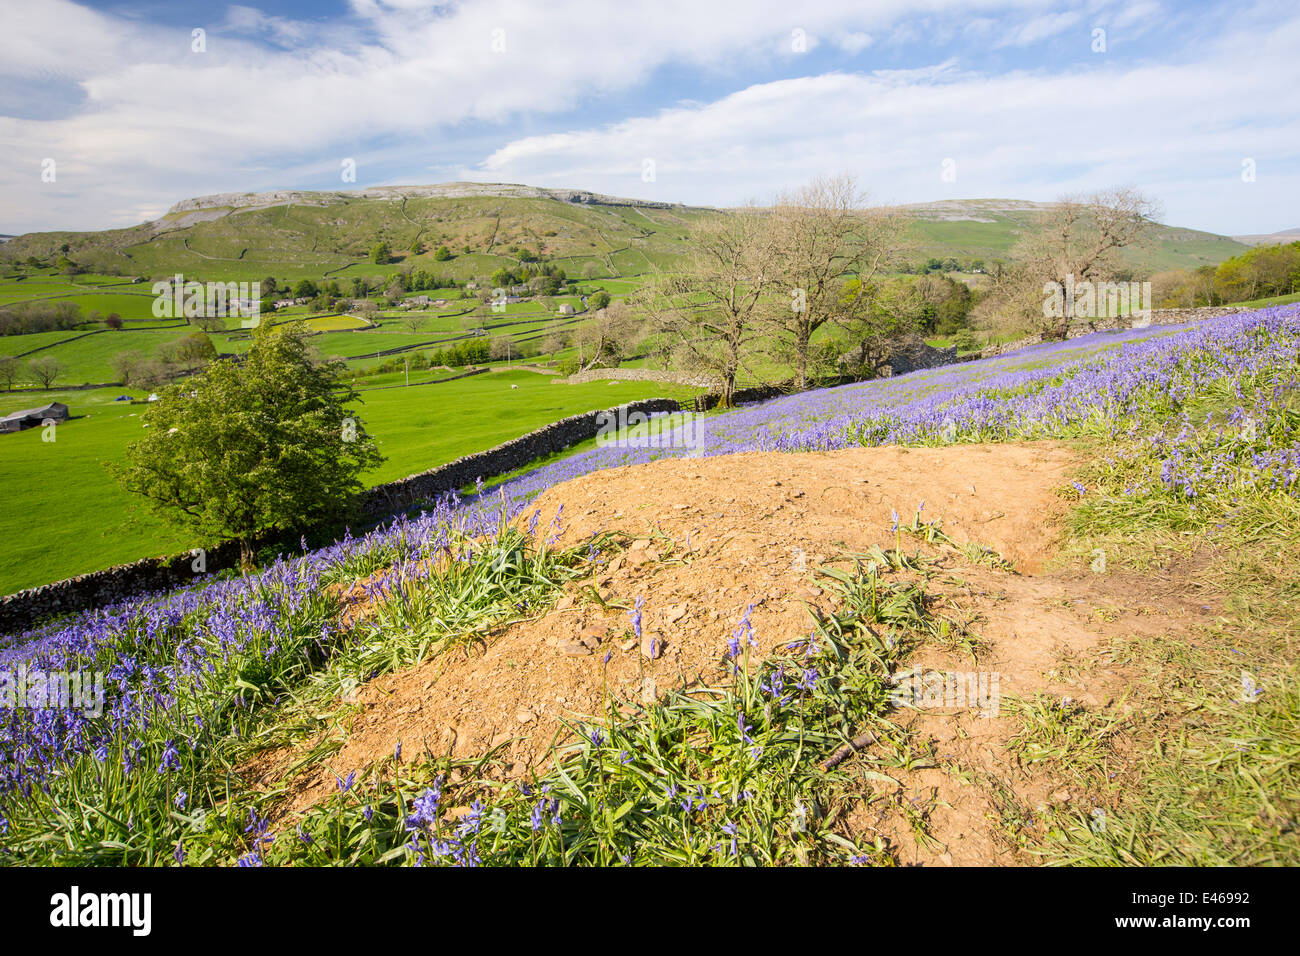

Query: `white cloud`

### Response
(834, 32, 875, 54)
(460, 13, 1300, 233)
(995, 10, 1083, 46)
(0, 0, 1293, 235)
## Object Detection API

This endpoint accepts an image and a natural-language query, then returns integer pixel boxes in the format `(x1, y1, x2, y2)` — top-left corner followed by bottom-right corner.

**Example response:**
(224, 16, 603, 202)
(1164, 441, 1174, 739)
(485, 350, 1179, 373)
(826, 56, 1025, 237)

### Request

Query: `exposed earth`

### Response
(244, 441, 1214, 864)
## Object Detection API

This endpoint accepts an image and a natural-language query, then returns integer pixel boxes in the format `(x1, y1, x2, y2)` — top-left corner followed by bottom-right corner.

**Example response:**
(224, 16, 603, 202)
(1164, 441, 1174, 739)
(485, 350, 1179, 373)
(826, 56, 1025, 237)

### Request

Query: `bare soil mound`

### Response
(251, 441, 1208, 862)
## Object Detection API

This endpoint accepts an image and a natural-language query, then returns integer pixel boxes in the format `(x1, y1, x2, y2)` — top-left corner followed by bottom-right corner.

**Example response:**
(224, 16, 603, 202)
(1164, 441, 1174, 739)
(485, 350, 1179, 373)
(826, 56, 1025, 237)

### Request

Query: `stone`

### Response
(663, 603, 688, 624)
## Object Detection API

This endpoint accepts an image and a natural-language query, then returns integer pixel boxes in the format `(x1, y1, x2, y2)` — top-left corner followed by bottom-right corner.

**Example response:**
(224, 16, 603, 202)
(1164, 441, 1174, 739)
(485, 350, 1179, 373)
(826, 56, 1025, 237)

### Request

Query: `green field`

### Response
(0, 188, 1258, 596)
(0, 370, 693, 594)
(1235, 290, 1300, 309)
(904, 202, 1249, 272)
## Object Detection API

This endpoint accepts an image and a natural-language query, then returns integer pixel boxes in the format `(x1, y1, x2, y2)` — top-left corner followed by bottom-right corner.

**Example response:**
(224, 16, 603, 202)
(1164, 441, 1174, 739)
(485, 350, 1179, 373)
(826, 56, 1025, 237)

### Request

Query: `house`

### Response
(0, 402, 69, 434)
(558, 303, 576, 315)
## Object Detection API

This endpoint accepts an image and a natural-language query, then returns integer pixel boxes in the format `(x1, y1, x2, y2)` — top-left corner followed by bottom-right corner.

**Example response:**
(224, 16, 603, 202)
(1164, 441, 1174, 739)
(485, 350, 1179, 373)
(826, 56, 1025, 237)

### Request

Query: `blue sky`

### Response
(1, 0, 1297, 236)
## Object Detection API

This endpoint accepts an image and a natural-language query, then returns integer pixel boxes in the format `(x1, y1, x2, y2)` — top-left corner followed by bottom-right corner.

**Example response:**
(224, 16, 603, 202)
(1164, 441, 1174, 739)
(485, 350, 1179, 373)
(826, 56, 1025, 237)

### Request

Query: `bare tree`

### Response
(765, 175, 909, 388)
(977, 187, 1162, 339)
(573, 301, 639, 371)
(27, 355, 61, 389)
(489, 335, 516, 362)
(635, 207, 780, 407)
(0, 355, 18, 391)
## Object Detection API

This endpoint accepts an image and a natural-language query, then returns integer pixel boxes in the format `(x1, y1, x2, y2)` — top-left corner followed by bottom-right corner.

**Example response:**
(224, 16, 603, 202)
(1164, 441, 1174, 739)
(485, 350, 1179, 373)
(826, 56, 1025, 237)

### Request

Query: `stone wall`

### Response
(1, 398, 685, 636)
(359, 397, 684, 516)
(977, 305, 1254, 359)
(882, 337, 960, 376)
(560, 367, 719, 390)
(0, 541, 241, 637)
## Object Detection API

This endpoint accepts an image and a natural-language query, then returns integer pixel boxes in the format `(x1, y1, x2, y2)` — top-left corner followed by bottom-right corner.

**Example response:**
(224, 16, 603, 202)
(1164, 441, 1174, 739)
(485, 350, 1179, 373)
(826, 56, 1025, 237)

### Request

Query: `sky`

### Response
(0, 0, 1297, 237)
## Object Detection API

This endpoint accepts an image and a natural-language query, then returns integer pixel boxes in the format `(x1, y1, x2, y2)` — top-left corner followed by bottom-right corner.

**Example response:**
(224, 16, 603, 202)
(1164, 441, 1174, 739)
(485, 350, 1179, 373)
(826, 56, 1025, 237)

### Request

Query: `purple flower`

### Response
(158, 739, 181, 773)
(628, 595, 644, 640)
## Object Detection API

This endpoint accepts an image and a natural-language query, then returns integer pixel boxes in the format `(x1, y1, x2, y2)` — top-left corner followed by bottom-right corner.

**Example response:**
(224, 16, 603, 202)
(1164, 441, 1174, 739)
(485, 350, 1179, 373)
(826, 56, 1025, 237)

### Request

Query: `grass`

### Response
(1233, 290, 1300, 309)
(1032, 483, 1300, 865)
(1020, 374, 1300, 864)
(0, 387, 195, 593)
(0, 371, 694, 595)
(0, 517, 953, 866)
(349, 368, 695, 486)
(4, 307, 1299, 866)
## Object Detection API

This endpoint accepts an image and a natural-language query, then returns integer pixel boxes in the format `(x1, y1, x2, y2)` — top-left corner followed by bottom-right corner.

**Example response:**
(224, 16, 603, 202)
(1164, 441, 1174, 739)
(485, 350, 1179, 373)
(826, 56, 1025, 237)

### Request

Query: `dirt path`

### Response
(250, 441, 1207, 862)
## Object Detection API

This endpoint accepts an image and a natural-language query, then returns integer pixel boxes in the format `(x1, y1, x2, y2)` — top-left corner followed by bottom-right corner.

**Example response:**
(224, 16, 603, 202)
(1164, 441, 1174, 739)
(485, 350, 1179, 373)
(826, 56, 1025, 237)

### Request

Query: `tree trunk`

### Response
(795, 328, 810, 390)
(239, 538, 255, 574)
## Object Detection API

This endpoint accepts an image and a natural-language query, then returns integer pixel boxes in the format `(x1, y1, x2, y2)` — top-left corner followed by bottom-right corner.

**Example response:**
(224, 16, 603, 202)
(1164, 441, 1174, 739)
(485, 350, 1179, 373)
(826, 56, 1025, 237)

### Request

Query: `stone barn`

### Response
(0, 402, 69, 434)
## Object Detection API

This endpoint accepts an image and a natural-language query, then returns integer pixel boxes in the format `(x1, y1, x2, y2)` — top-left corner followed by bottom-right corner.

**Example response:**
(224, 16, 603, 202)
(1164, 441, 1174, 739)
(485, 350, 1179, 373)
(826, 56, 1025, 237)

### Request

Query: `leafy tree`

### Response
(0, 300, 82, 335)
(433, 245, 452, 261)
(168, 331, 217, 371)
(587, 290, 611, 310)
(111, 323, 383, 569)
(835, 277, 923, 378)
(293, 278, 318, 299)
(371, 241, 392, 264)
(105, 313, 124, 330)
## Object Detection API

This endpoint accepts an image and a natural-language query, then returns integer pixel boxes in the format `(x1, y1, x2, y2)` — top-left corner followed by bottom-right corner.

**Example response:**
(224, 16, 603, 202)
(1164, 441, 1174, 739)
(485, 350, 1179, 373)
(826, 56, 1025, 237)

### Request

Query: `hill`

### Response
(3, 307, 1297, 867)
(901, 198, 1250, 273)
(0, 184, 713, 282)
(1232, 227, 1300, 247)
(2, 186, 1250, 280)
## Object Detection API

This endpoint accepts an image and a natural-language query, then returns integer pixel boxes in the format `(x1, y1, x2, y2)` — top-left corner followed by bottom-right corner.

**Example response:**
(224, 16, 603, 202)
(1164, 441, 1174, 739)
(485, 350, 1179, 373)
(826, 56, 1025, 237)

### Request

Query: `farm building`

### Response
(558, 303, 576, 315)
(0, 402, 69, 434)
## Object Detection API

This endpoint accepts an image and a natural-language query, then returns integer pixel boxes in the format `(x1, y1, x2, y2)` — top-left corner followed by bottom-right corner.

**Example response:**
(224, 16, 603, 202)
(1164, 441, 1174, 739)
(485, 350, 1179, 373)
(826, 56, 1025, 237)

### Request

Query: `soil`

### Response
(244, 441, 1210, 863)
